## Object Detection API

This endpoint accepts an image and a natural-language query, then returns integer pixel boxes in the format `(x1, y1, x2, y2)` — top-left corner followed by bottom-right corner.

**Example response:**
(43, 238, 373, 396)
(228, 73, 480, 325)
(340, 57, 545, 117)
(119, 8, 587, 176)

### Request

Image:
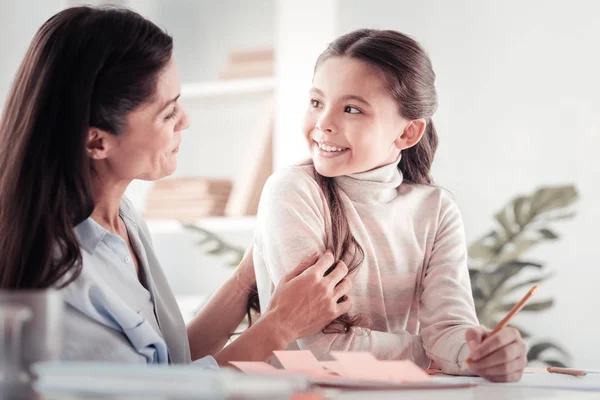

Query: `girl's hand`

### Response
(466, 326, 528, 382)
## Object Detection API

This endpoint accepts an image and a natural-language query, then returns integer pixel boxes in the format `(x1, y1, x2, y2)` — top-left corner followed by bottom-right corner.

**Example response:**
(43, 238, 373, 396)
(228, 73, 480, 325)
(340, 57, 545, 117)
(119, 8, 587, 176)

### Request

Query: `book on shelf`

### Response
(143, 177, 232, 220)
(219, 47, 274, 80)
(224, 94, 273, 217)
(228, 48, 273, 64)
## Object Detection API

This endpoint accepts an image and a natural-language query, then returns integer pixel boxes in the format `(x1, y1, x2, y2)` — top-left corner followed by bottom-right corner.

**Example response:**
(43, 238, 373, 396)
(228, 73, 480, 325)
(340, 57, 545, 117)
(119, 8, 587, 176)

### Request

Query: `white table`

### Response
(36, 387, 600, 400)
(335, 374, 600, 400)
(31, 367, 600, 400)
(335, 387, 600, 400)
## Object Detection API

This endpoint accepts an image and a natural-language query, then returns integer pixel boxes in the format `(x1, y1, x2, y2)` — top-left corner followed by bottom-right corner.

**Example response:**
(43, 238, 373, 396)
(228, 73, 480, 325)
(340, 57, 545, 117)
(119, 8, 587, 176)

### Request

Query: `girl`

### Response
(254, 29, 527, 382)
(0, 6, 351, 366)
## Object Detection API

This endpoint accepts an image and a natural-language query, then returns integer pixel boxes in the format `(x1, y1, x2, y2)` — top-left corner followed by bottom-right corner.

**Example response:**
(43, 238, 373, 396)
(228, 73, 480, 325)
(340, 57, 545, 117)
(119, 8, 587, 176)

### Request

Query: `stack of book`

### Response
(143, 178, 232, 221)
(219, 48, 274, 80)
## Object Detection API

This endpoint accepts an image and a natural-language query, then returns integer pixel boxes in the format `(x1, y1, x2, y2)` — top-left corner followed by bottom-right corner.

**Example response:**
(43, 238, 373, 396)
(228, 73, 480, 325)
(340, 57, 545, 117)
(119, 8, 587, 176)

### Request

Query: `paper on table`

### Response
(229, 361, 290, 376)
(329, 351, 384, 381)
(320, 361, 345, 376)
(273, 350, 335, 377)
(231, 351, 474, 390)
(378, 361, 433, 382)
(330, 351, 431, 383)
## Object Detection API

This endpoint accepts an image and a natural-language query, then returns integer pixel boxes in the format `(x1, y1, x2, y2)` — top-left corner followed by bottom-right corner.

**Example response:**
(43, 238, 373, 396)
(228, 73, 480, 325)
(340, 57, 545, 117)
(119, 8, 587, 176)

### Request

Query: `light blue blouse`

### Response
(60, 197, 217, 368)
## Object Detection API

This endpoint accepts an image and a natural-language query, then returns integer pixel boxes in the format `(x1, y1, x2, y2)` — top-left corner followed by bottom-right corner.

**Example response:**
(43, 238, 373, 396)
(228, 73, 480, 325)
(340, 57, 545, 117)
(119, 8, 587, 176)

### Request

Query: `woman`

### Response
(0, 6, 352, 366)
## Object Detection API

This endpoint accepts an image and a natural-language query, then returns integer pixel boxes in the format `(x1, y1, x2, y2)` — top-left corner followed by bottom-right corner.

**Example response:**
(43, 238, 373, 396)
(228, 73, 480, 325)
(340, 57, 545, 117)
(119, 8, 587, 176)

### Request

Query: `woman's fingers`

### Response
(333, 277, 352, 301)
(325, 261, 349, 286)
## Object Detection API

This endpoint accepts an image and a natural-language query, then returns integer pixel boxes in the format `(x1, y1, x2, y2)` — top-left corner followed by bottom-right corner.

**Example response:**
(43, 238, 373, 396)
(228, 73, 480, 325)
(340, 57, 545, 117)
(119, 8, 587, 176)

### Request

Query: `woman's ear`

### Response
(394, 119, 427, 150)
(86, 127, 114, 160)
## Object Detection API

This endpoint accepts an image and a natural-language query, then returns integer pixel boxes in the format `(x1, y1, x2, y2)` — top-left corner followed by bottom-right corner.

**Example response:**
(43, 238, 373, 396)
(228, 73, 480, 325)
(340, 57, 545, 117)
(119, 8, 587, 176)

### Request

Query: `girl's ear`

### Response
(394, 118, 427, 150)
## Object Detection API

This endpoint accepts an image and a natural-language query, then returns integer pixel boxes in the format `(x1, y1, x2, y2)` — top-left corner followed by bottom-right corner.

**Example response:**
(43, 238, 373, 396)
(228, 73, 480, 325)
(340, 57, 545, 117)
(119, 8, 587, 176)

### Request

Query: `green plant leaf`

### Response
(469, 268, 495, 300)
(527, 341, 570, 361)
(538, 228, 559, 240)
(504, 322, 530, 339)
(541, 359, 568, 368)
(501, 273, 554, 296)
(183, 223, 246, 266)
(496, 239, 541, 265)
(468, 240, 497, 262)
(530, 185, 578, 216)
(498, 299, 554, 312)
(487, 261, 543, 290)
(545, 211, 577, 221)
(473, 261, 545, 320)
(520, 299, 554, 312)
(499, 260, 543, 269)
(206, 245, 225, 255)
(494, 208, 515, 236)
(512, 196, 531, 227)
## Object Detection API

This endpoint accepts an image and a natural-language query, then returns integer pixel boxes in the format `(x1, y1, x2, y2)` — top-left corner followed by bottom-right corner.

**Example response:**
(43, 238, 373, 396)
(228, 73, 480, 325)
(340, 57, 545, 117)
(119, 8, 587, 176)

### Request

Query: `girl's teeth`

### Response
(318, 142, 346, 152)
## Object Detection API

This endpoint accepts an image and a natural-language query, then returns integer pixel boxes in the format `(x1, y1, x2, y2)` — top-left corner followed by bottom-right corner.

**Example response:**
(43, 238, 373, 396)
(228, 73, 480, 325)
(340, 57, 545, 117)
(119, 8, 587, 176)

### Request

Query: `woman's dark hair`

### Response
(314, 29, 439, 332)
(0, 6, 173, 289)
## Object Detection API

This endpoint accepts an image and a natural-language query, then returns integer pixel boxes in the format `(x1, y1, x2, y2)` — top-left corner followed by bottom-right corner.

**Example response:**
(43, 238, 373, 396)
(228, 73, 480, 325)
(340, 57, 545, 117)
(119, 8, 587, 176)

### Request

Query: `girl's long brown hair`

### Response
(0, 7, 173, 289)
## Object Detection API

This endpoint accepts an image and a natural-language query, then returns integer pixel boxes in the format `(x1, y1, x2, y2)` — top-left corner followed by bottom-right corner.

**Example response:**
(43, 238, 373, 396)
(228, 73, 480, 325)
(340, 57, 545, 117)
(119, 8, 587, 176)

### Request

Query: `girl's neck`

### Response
(333, 154, 403, 204)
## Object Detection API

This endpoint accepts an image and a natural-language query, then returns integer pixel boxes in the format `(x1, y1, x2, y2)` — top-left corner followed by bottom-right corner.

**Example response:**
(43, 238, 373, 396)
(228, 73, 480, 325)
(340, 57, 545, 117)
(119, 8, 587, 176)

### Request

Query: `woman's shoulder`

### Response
(119, 195, 154, 240)
(119, 195, 142, 224)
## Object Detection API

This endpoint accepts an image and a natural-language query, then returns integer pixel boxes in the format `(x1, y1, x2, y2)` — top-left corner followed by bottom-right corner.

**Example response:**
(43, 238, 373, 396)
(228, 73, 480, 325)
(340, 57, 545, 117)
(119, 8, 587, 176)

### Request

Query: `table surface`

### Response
(34, 384, 600, 400)
(335, 386, 600, 400)
(25, 370, 600, 400)
(33, 388, 600, 400)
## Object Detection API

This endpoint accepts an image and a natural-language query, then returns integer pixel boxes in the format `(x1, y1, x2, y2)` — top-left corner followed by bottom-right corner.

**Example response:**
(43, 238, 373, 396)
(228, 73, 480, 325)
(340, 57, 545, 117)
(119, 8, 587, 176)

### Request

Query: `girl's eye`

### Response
(311, 99, 323, 108)
(344, 106, 361, 114)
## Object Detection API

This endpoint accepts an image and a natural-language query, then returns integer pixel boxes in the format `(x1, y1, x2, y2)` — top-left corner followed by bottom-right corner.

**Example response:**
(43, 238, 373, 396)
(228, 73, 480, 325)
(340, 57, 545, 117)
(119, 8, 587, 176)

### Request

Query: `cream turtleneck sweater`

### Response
(253, 158, 479, 375)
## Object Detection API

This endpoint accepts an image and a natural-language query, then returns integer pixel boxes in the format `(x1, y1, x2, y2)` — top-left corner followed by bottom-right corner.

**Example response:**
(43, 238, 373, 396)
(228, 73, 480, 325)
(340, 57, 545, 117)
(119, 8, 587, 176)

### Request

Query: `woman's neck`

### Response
(90, 172, 131, 233)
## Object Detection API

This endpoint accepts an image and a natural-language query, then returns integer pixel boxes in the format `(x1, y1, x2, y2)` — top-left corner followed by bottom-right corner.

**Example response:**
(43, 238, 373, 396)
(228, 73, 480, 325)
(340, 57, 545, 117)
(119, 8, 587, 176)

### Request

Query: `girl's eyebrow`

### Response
(309, 87, 371, 107)
(341, 94, 371, 107)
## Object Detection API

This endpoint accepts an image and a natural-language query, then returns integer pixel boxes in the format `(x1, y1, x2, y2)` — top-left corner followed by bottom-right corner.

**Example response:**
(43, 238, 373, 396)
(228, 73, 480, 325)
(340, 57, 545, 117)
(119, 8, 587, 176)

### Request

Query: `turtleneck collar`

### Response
(334, 154, 403, 204)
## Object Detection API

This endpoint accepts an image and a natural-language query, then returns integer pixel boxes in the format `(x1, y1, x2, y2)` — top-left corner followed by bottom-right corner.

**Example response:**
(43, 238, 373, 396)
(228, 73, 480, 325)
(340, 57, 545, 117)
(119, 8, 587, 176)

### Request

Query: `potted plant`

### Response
(468, 184, 578, 367)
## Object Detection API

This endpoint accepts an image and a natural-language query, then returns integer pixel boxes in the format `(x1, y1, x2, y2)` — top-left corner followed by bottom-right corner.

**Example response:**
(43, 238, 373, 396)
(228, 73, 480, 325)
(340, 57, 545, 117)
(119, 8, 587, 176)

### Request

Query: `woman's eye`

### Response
(165, 107, 178, 120)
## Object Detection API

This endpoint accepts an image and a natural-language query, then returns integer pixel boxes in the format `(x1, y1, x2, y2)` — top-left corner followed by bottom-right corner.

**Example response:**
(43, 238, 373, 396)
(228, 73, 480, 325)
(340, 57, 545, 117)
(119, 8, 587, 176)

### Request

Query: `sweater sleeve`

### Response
(253, 167, 430, 367)
(418, 192, 480, 375)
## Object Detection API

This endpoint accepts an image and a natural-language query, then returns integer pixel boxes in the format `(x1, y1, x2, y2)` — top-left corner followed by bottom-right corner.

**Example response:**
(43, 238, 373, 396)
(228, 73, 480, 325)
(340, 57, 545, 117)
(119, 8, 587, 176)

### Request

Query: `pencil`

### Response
(547, 367, 587, 377)
(466, 285, 538, 364)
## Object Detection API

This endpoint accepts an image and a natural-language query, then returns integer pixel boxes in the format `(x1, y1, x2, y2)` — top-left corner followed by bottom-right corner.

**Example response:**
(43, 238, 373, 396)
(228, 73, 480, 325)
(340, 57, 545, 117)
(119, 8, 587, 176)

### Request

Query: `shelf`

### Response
(145, 216, 257, 234)
(181, 77, 274, 99)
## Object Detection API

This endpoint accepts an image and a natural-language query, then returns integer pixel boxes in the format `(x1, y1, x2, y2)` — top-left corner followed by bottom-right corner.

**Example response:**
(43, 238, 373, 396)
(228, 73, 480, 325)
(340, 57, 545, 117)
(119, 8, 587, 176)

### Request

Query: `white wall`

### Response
(336, 0, 600, 367)
(0, 1, 62, 111)
(127, 0, 275, 83)
(273, 0, 337, 170)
